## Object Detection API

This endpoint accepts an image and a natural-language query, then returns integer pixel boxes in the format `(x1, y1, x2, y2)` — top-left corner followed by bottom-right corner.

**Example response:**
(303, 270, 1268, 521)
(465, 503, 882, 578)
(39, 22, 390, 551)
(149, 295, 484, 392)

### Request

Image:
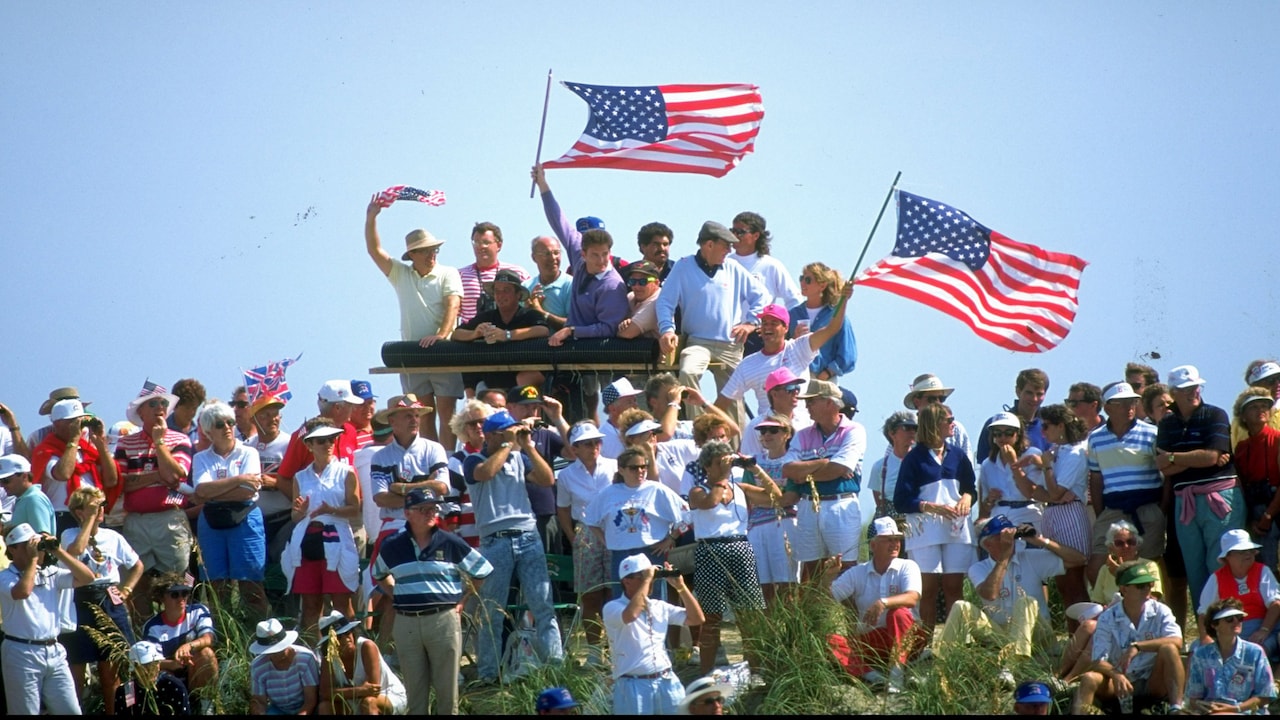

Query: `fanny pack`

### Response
(203, 501, 254, 529)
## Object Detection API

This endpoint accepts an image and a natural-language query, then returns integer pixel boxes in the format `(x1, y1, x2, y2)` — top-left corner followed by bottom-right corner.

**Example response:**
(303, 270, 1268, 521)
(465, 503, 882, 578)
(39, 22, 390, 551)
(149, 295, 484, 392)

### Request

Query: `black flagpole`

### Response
(833, 171, 902, 314)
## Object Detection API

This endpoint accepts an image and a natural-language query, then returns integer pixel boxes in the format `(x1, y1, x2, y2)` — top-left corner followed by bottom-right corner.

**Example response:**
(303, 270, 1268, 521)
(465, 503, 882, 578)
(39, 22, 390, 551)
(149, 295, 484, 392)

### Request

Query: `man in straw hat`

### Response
(366, 197, 466, 449)
(23, 385, 88, 450)
(1073, 561, 1184, 714)
(249, 618, 319, 715)
(114, 380, 194, 616)
(826, 516, 923, 691)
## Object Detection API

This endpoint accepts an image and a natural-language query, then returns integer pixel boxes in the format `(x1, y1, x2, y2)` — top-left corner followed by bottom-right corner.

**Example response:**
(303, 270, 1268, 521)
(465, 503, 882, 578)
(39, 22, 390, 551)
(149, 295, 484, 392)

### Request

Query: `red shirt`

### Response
(1235, 426, 1280, 486)
(276, 422, 359, 481)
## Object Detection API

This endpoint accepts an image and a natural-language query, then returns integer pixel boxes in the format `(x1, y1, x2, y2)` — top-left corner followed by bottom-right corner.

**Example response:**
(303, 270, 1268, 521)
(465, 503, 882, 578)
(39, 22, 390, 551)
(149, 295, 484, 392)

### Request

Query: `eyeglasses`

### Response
(729, 227, 751, 237)
(146, 399, 170, 409)
(1066, 398, 1091, 406)
(168, 590, 191, 599)
(229, 400, 250, 409)
(943, 416, 956, 424)
(623, 465, 648, 471)
(991, 429, 1017, 438)
(465, 419, 485, 427)
(212, 419, 235, 430)
(1220, 616, 1244, 625)
(626, 277, 656, 287)
(1113, 538, 1137, 547)
(758, 427, 784, 435)
(696, 696, 725, 706)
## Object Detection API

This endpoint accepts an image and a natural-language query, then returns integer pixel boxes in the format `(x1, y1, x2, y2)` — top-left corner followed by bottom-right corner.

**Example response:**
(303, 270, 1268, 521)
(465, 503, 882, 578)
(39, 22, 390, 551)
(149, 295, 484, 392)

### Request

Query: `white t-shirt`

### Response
(655, 439, 700, 496)
(600, 422, 624, 460)
(729, 252, 803, 310)
(690, 482, 750, 539)
(585, 482, 688, 551)
(830, 557, 923, 629)
(1050, 441, 1090, 499)
(191, 442, 262, 504)
(556, 458, 617, 523)
(966, 546, 1064, 624)
(60, 526, 139, 586)
(720, 338, 817, 416)
(603, 596, 686, 679)
(979, 447, 1044, 504)
(251, 432, 292, 515)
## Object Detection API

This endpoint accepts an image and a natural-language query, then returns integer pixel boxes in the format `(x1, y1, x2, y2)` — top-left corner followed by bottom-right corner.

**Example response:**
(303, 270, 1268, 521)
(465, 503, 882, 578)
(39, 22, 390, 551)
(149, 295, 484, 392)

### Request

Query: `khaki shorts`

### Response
(401, 371, 463, 400)
(124, 508, 193, 574)
(1091, 504, 1166, 559)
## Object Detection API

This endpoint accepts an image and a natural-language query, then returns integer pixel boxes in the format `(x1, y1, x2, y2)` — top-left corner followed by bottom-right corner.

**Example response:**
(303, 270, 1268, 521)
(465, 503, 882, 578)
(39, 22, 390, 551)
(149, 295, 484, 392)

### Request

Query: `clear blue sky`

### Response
(4, 3, 1277, 471)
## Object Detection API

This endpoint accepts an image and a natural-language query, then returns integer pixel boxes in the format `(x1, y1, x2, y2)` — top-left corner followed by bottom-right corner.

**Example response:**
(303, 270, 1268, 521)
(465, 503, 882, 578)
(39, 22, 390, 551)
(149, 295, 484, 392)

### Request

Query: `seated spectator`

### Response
(452, 268, 550, 390)
(1055, 601, 1106, 684)
(249, 618, 319, 715)
(60, 485, 143, 714)
(1012, 681, 1053, 716)
(1195, 529, 1280, 661)
(140, 573, 219, 703)
(827, 517, 923, 691)
(115, 641, 191, 716)
(1089, 519, 1163, 604)
(1184, 597, 1276, 714)
(678, 676, 734, 715)
(937, 514, 1085, 666)
(536, 686, 581, 715)
(617, 261, 663, 340)
(316, 611, 407, 715)
(190, 399, 269, 620)
(1073, 562, 1185, 714)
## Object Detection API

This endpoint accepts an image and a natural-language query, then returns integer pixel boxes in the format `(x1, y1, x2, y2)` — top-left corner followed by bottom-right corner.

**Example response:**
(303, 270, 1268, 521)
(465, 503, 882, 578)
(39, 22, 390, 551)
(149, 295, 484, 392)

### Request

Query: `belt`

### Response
(486, 529, 528, 539)
(622, 669, 671, 680)
(398, 604, 455, 617)
(1048, 499, 1081, 507)
(816, 492, 857, 501)
(3, 634, 58, 646)
(699, 535, 747, 544)
(997, 500, 1034, 509)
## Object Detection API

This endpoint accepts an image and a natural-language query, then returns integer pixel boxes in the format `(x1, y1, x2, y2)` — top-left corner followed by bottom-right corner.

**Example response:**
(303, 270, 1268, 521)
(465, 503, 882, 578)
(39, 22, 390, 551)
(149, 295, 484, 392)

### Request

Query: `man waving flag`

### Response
(542, 81, 763, 177)
(857, 191, 1087, 353)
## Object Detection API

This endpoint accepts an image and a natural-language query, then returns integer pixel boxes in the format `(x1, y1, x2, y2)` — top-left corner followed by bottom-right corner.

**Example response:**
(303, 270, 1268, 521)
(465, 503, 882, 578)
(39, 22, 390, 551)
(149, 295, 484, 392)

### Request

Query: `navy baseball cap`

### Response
(575, 216, 605, 232)
(536, 686, 579, 712)
(980, 514, 1016, 539)
(840, 387, 858, 411)
(1014, 681, 1051, 704)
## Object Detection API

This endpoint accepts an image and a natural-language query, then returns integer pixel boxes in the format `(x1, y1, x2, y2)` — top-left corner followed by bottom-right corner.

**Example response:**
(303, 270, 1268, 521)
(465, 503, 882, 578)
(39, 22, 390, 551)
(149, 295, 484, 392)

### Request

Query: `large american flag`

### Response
(857, 191, 1087, 353)
(542, 82, 764, 177)
(374, 186, 446, 208)
(243, 355, 300, 402)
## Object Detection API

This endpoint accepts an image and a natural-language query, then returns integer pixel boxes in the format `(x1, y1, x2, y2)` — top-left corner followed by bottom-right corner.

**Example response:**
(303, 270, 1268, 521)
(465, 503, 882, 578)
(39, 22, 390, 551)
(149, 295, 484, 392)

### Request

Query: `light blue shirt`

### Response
(1186, 637, 1275, 707)
(656, 254, 767, 340)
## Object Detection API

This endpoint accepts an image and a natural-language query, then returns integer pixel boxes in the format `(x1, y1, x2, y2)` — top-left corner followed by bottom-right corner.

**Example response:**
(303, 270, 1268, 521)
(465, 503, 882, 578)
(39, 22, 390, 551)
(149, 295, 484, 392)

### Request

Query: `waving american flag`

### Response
(374, 186, 446, 208)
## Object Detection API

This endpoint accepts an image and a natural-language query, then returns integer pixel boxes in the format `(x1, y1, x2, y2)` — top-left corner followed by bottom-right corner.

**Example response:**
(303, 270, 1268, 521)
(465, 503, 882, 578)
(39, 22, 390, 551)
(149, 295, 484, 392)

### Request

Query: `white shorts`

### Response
(793, 495, 861, 563)
(910, 542, 976, 574)
(748, 517, 800, 585)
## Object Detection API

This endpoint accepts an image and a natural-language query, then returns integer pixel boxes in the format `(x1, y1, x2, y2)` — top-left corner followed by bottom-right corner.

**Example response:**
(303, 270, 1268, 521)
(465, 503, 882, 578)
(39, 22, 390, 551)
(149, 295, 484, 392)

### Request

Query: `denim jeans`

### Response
(476, 529, 563, 680)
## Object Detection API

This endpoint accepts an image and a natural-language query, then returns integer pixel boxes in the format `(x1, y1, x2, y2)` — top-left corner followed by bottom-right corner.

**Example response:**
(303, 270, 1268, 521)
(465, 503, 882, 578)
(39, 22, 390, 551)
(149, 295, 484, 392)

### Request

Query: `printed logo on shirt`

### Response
(614, 506, 650, 534)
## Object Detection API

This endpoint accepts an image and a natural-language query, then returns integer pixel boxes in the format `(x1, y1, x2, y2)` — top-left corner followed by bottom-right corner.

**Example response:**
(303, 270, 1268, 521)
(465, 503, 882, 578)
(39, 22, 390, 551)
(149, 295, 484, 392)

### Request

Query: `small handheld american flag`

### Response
(374, 186, 446, 208)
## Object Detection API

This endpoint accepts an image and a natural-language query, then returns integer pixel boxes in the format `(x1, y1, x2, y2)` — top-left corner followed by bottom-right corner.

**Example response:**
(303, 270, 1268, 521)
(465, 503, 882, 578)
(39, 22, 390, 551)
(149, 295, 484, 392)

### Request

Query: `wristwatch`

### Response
(505, 330, 512, 341)
(1167, 453, 1176, 465)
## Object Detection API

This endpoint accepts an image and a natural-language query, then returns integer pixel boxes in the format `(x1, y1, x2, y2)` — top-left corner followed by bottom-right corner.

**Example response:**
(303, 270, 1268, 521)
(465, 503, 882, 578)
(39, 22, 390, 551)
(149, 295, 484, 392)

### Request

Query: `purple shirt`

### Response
(540, 190, 628, 337)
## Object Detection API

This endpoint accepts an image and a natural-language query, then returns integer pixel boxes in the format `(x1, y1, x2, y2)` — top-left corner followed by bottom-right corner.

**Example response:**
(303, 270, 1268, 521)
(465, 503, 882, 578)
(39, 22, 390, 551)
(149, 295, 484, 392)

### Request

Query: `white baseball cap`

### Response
(319, 380, 363, 405)
(569, 422, 606, 445)
(1248, 362, 1280, 386)
(0, 454, 31, 481)
(988, 411, 1022, 430)
(5, 523, 37, 546)
(129, 641, 164, 665)
(869, 517, 904, 538)
(618, 553, 654, 578)
(1102, 382, 1142, 404)
(624, 419, 662, 437)
(1167, 365, 1207, 389)
(50, 399, 89, 423)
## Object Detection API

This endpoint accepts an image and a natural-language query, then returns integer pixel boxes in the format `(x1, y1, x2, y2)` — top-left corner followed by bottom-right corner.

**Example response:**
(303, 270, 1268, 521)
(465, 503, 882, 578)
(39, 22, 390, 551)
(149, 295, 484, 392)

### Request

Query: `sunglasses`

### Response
(307, 436, 337, 446)
(757, 427, 784, 435)
(921, 395, 947, 404)
(1066, 398, 1091, 406)
(729, 227, 751, 237)
(626, 277, 656, 287)
(696, 696, 725, 706)
(991, 429, 1017, 438)
(212, 419, 236, 430)
(623, 464, 648, 471)
(146, 399, 170, 409)
(944, 416, 956, 424)
(464, 419, 485, 427)
(229, 400, 250, 409)
(1113, 538, 1137, 547)
(799, 275, 815, 284)
(168, 590, 191, 599)
(1220, 616, 1244, 625)
(773, 385, 801, 395)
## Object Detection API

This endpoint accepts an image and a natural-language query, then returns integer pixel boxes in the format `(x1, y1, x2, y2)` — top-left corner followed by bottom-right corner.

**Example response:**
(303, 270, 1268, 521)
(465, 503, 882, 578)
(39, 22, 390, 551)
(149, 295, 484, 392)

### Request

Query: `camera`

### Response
(1014, 523, 1038, 539)
(731, 456, 757, 469)
(653, 568, 682, 578)
(37, 537, 60, 553)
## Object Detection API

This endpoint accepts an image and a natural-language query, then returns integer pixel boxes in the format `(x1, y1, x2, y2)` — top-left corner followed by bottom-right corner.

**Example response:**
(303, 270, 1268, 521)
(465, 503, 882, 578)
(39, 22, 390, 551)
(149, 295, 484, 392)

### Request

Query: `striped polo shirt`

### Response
(372, 527, 493, 612)
(141, 602, 216, 658)
(1156, 403, 1236, 490)
(1087, 418, 1162, 505)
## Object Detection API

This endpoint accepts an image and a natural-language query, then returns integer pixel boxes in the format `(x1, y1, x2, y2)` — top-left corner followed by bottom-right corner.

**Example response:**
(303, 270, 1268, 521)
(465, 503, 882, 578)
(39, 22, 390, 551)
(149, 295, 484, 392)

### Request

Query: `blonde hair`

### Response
(802, 262, 843, 306)
(69, 486, 106, 514)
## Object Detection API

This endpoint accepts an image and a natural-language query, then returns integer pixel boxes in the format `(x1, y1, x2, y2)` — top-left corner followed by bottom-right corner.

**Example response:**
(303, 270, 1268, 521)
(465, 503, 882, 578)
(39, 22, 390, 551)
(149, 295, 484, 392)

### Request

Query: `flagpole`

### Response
(833, 171, 901, 314)
(529, 68, 553, 199)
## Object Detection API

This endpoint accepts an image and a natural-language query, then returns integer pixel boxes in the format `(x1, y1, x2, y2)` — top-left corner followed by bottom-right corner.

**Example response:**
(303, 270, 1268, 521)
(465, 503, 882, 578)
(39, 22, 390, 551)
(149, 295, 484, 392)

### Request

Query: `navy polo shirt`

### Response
(1157, 403, 1235, 489)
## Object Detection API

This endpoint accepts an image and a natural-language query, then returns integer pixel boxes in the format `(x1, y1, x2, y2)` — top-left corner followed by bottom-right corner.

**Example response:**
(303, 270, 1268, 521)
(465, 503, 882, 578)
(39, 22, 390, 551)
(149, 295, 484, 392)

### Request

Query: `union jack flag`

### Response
(243, 355, 301, 403)
(374, 186, 446, 208)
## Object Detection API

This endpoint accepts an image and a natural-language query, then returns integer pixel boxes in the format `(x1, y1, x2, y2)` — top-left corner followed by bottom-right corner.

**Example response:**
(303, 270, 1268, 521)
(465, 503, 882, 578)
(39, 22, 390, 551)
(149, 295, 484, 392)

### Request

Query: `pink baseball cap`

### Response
(765, 368, 804, 393)
(757, 304, 789, 325)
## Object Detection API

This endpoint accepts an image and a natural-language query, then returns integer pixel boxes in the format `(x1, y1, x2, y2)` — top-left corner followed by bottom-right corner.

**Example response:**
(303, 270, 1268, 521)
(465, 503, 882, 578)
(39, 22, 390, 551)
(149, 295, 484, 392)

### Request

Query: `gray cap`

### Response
(697, 221, 735, 246)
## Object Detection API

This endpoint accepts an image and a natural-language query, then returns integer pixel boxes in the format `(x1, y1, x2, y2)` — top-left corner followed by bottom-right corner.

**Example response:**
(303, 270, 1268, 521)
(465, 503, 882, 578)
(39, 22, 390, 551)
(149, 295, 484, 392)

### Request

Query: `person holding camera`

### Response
(605, 553, 705, 715)
(0, 522, 97, 714)
(937, 514, 1085, 672)
(463, 409, 563, 685)
(686, 440, 778, 676)
(29, 398, 118, 538)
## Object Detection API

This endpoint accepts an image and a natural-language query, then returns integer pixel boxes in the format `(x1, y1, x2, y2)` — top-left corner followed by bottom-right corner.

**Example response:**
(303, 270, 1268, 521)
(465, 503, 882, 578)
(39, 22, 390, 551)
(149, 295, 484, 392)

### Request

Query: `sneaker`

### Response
(687, 646, 701, 666)
(887, 666, 905, 694)
(996, 668, 1016, 690)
